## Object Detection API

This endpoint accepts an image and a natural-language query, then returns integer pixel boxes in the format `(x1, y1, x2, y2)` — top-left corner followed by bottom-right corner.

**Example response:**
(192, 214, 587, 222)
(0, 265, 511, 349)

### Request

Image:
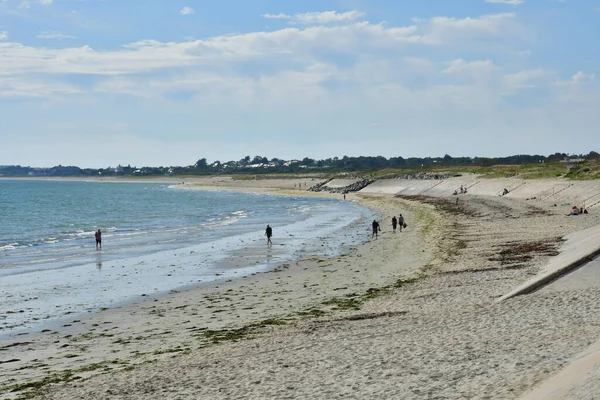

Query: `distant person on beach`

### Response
(265, 224, 273, 247)
(460, 185, 464, 194)
(372, 220, 381, 239)
(503, 188, 509, 196)
(392, 216, 398, 232)
(567, 206, 581, 216)
(95, 229, 102, 250)
(398, 214, 405, 232)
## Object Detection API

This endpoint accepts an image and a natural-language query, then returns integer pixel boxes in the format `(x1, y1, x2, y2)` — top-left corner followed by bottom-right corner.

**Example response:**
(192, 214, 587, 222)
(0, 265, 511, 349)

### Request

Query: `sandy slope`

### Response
(3, 178, 600, 399)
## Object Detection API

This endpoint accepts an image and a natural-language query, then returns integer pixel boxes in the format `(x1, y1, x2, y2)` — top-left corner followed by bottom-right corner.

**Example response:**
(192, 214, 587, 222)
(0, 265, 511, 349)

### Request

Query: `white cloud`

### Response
(261, 13, 291, 20)
(502, 69, 553, 92)
(427, 13, 518, 43)
(39, 0, 52, 5)
(261, 10, 365, 25)
(443, 59, 495, 74)
(485, 0, 524, 5)
(180, 6, 195, 15)
(294, 11, 365, 24)
(516, 49, 532, 57)
(571, 71, 595, 84)
(37, 31, 76, 39)
(0, 10, 579, 112)
(0, 22, 432, 78)
(0, 31, 7, 40)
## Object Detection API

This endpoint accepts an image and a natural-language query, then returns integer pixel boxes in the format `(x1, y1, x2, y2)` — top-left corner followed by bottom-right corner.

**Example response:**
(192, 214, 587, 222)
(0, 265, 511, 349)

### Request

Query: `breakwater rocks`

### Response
(310, 179, 375, 194)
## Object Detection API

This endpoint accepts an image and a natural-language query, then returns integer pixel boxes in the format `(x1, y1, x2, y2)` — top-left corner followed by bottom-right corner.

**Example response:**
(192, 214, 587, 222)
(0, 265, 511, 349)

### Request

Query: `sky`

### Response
(0, 0, 598, 168)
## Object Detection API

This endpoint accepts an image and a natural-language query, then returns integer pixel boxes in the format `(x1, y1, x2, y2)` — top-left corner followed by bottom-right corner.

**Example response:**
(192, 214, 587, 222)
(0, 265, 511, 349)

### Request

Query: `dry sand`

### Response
(2, 177, 600, 399)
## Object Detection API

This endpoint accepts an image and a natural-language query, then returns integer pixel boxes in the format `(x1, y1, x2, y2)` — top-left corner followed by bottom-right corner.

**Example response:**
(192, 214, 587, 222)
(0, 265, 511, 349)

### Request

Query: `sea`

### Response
(0, 179, 376, 338)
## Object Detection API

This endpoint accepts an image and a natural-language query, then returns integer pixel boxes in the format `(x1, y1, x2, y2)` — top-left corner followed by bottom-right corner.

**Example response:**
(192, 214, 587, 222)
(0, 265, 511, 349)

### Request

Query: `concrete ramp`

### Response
(498, 224, 600, 302)
(424, 177, 478, 197)
(324, 179, 361, 189)
(464, 178, 523, 197)
(561, 182, 600, 207)
(506, 181, 555, 199)
(358, 180, 414, 195)
(395, 180, 441, 196)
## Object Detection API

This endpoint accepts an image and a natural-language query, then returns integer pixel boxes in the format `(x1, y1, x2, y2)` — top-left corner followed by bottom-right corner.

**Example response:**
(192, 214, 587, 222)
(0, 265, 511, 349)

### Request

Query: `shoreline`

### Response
(0, 185, 374, 339)
(1, 181, 417, 398)
(4, 177, 600, 399)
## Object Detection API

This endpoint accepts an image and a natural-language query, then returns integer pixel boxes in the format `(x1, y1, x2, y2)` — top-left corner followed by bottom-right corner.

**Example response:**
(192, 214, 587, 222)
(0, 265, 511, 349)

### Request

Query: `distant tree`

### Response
(301, 157, 314, 166)
(251, 156, 269, 165)
(270, 158, 283, 166)
(585, 151, 600, 161)
(195, 158, 208, 169)
(547, 153, 568, 163)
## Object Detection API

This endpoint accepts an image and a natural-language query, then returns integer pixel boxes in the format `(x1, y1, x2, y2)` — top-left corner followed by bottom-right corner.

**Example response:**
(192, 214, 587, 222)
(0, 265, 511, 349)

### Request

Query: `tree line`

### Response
(1, 152, 599, 177)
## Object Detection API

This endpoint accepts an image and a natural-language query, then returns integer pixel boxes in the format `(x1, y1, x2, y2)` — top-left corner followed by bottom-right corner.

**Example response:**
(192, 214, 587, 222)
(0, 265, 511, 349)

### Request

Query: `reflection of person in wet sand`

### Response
(265, 224, 273, 247)
(95, 229, 102, 250)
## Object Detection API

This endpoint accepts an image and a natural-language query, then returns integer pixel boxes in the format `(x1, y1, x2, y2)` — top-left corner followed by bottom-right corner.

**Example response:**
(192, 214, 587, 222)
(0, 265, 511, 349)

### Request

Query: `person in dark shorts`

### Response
(398, 214, 405, 232)
(95, 229, 102, 250)
(392, 216, 397, 232)
(372, 220, 381, 239)
(265, 224, 273, 247)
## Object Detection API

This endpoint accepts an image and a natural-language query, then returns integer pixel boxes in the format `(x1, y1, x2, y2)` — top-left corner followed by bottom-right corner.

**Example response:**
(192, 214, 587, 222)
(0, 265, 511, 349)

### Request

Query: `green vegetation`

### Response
(0, 360, 128, 399)
(321, 297, 362, 310)
(3, 151, 599, 179)
(198, 317, 290, 344)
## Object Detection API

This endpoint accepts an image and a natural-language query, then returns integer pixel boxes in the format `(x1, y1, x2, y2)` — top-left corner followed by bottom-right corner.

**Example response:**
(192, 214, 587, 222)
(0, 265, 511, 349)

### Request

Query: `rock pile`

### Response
(310, 179, 375, 194)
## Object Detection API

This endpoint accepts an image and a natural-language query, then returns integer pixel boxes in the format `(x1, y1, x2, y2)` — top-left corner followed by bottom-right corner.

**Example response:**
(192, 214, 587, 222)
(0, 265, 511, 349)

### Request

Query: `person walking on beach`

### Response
(95, 229, 102, 250)
(392, 216, 398, 232)
(398, 214, 405, 232)
(265, 224, 273, 247)
(372, 220, 381, 239)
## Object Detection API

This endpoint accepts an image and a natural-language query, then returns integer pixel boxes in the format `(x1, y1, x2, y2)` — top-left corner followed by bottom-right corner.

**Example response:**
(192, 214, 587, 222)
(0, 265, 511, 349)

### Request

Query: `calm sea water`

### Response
(0, 180, 375, 337)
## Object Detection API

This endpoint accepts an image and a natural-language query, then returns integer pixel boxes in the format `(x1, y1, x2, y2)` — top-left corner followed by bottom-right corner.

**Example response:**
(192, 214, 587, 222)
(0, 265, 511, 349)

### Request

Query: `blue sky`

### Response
(0, 0, 598, 168)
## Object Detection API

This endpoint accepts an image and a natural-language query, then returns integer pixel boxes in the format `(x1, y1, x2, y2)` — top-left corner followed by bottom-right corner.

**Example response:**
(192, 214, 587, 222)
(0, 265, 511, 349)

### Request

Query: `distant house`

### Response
(560, 158, 585, 172)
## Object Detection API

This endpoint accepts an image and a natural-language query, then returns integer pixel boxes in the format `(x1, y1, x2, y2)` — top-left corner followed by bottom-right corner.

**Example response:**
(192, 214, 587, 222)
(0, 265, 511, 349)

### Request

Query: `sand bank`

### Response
(2, 177, 600, 399)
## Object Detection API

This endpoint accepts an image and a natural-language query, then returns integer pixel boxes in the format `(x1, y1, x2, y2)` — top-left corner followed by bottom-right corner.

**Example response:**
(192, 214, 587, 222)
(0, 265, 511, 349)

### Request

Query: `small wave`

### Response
(0, 243, 19, 251)
(66, 230, 95, 238)
(203, 215, 243, 228)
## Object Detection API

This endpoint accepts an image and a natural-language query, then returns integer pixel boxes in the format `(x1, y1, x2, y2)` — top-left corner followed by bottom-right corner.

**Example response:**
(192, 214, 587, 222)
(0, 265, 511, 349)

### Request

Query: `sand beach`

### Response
(3, 176, 600, 399)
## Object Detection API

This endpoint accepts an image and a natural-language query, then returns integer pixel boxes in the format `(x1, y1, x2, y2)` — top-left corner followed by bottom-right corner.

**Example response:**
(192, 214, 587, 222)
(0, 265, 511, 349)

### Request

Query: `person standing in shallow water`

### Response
(372, 220, 381, 239)
(95, 229, 102, 250)
(265, 224, 273, 247)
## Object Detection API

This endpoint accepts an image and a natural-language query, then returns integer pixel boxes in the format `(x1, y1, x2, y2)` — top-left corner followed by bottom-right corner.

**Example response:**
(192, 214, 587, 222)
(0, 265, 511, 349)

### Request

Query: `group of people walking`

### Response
(371, 214, 407, 239)
(266, 213, 407, 246)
